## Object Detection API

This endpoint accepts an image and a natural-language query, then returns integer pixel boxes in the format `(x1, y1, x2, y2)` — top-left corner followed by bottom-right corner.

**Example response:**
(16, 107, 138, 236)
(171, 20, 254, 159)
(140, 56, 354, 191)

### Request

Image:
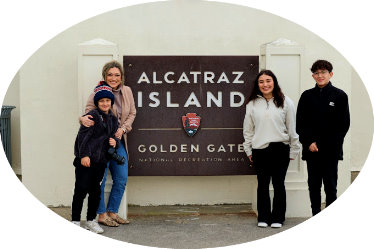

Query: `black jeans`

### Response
(71, 160, 106, 221)
(306, 154, 338, 216)
(252, 142, 290, 224)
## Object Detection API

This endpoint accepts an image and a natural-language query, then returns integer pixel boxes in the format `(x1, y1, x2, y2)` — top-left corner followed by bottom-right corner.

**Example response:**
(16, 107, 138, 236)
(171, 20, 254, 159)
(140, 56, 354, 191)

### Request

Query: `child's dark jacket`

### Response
(74, 109, 119, 165)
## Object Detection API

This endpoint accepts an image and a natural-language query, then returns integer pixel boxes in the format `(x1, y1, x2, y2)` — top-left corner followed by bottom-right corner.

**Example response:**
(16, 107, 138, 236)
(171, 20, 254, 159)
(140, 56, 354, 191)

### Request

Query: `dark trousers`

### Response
(306, 154, 338, 216)
(252, 142, 290, 224)
(72, 160, 106, 221)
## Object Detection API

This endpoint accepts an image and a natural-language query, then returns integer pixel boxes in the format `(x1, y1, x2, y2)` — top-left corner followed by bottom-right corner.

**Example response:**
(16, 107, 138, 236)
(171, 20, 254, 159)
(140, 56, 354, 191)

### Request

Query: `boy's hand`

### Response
(109, 138, 116, 147)
(81, 156, 90, 167)
(309, 142, 319, 152)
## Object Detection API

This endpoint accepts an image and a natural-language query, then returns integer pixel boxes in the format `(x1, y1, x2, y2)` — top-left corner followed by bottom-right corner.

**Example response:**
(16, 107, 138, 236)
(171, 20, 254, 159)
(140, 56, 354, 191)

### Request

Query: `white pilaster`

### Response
(77, 38, 128, 220)
(260, 38, 311, 217)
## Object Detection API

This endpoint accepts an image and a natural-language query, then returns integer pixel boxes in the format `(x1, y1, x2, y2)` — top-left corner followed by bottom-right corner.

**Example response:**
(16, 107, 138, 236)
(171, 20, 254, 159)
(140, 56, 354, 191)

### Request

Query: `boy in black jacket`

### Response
(296, 60, 350, 216)
(71, 84, 120, 233)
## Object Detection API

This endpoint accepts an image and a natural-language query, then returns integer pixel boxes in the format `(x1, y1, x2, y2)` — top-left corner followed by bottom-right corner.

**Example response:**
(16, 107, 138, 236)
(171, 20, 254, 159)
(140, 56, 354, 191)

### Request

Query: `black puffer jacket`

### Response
(74, 109, 119, 165)
(296, 82, 350, 160)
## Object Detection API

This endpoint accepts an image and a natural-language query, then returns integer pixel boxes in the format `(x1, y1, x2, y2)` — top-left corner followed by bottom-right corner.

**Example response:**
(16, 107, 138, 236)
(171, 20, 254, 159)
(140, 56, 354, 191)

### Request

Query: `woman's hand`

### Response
(109, 138, 117, 147)
(81, 115, 94, 128)
(81, 156, 90, 167)
(114, 128, 124, 139)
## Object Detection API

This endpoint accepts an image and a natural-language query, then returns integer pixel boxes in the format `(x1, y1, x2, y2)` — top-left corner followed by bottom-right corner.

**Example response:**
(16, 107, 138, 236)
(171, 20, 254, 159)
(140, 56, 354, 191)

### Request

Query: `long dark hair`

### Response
(246, 70, 285, 108)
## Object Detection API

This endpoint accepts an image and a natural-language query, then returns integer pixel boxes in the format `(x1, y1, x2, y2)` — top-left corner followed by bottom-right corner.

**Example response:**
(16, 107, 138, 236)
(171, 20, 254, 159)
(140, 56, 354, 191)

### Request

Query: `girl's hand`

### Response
(81, 157, 90, 167)
(109, 138, 117, 147)
(81, 115, 94, 128)
(248, 155, 253, 167)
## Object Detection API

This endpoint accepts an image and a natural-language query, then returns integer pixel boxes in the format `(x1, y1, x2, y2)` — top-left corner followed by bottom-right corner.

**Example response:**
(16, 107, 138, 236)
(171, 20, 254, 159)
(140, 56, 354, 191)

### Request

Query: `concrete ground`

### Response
(50, 204, 308, 249)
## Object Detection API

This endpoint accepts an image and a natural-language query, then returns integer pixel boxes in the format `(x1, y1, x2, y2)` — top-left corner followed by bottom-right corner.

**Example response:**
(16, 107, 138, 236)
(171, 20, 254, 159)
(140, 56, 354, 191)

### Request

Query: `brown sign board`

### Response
(124, 56, 258, 176)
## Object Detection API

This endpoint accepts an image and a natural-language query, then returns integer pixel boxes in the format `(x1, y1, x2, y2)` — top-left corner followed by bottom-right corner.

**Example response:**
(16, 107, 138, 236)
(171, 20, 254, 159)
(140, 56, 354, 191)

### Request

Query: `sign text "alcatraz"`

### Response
(137, 71, 245, 84)
(137, 71, 246, 108)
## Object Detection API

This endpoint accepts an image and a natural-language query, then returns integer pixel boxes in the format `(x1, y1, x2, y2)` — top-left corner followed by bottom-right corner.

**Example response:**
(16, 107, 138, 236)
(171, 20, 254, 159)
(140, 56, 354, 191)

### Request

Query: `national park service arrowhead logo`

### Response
(182, 113, 201, 137)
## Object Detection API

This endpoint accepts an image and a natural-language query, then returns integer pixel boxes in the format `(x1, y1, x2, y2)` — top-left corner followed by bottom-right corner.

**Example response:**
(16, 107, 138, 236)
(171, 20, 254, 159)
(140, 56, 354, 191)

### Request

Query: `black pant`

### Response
(71, 160, 106, 221)
(252, 142, 290, 224)
(306, 154, 338, 216)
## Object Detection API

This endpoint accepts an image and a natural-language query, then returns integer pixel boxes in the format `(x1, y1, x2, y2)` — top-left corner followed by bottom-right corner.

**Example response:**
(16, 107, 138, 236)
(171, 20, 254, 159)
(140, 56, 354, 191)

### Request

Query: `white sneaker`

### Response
(271, 223, 283, 228)
(72, 221, 81, 227)
(257, 222, 268, 228)
(84, 220, 104, 234)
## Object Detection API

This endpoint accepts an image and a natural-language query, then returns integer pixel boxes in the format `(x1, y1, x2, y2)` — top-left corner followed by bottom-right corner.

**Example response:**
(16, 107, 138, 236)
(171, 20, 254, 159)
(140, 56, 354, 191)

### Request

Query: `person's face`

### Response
(97, 98, 112, 113)
(312, 69, 333, 88)
(258, 74, 274, 97)
(105, 67, 122, 89)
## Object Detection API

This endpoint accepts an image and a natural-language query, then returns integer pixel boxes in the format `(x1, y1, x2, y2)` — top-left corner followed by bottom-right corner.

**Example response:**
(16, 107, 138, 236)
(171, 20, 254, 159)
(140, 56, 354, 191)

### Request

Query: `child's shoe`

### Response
(72, 221, 81, 227)
(84, 220, 104, 234)
(257, 222, 268, 228)
(270, 223, 283, 228)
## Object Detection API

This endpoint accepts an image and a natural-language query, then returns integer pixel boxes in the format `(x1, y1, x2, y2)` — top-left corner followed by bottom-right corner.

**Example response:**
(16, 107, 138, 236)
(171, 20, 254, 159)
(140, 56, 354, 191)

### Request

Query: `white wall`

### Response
(3, 1, 372, 211)
(351, 69, 374, 171)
